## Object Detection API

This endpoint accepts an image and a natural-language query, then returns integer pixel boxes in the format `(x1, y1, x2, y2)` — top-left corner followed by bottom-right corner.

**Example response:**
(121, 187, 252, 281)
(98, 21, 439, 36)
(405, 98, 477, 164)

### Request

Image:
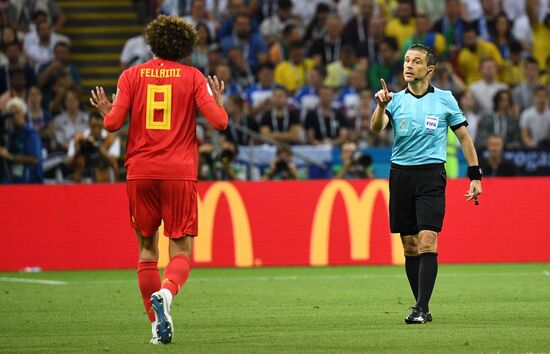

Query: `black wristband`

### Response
(467, 166, 483, 180)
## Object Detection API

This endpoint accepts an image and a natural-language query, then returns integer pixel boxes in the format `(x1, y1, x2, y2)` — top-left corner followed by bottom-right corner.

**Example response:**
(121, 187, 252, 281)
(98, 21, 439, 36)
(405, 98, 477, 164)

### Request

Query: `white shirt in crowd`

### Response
(519, 107, 550, 146)
(23, 31, 70, 69)
(120, 35, 152, 67)
(469, 79, 508, 114)
(53, 111, 88, 147)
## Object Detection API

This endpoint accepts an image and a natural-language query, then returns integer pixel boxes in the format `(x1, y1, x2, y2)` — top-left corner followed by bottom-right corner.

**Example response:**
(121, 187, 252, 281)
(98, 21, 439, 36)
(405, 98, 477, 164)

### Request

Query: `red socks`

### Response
(137, 260, 161, 322)
(161, 254, 191, 297)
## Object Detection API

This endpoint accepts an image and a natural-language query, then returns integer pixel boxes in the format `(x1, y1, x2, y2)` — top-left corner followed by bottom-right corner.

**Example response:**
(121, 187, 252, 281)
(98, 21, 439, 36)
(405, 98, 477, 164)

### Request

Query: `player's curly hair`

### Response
(145, 15, 198, 61)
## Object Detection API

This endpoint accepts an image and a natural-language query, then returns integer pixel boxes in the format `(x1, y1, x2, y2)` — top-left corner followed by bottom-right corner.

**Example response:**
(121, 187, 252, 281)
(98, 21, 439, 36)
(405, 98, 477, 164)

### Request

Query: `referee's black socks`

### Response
(416, 252, 438, 313)
(405, 256, 420, 302)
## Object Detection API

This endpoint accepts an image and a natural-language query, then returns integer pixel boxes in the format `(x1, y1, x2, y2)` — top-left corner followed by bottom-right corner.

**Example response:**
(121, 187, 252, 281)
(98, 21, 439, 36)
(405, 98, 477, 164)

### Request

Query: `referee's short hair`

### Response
(407, 43, 437, 67)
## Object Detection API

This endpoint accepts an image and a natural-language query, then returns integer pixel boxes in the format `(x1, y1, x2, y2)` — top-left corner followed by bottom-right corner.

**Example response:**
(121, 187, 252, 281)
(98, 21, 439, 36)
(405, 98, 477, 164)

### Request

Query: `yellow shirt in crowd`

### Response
(274, 58, 316, 93)
(385, 18, 416, 51)
(457, 39, 505, 86)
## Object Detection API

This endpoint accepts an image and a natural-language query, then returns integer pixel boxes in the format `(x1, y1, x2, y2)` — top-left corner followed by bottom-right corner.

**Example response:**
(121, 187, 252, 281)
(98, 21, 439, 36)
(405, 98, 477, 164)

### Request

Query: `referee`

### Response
(370, 44, 482, 324)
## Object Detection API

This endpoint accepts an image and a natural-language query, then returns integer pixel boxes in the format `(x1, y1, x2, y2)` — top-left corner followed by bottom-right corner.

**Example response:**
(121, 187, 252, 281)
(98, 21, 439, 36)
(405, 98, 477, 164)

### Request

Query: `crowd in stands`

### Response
(1, 0, 550, 183)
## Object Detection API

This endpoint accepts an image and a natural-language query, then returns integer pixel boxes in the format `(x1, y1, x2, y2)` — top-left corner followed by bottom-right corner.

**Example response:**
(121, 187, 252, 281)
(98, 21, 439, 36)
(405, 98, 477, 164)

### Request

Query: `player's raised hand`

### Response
(375, 79, 393, 108)
(207, 75, 225, 107)
(90, 86, 112, 118)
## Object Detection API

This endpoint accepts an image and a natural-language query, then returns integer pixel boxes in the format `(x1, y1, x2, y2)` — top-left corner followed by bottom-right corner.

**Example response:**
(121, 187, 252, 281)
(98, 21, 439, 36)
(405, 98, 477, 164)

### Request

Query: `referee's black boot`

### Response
(405, 307, 427, 324)
(426, 312, 432, 322)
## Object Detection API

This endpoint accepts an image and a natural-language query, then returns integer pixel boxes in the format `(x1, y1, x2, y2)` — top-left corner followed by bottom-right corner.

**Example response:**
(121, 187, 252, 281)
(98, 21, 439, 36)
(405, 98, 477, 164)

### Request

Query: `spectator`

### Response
(274, 42, 315, 94)
(402, 10, 447, 58)
(214, 140, 242, 180)
(253, 0, 278, 24)
(512, 57, 544, 113)
(260, 0, 295, 45)
(532, 13, 550, 71)
(502, 0, 548, 22)
(214, 62, 243, 102)
(259, 87, 302, 144)
(191, 22, 214, 74)
(158, 0, 192, 17)
(493, 13, 519, 61)
(293, 65, 326, 120)
(458, 90, 481, 146)
(227, 46, 255, 91)
(37, 41, 80, 111)
(120, 26, 152, 70)
(350, 88, 389, 146)
(0, 42, 37, 94)
(342, 0, 374, 59)
(366, 38, 400, 91)
(67, 112, 120, 183)
(26, 85, 54, 152)
(268, 23, 301, 64)
(309, 13, 344, 65)
(520, 86, 550, 148)
(262, 144, 298, 180)
(183, 0, 216, 40)
(432, 0, 466, 57)
(337, 68, 367, 124)
(431, 60, 467, 97)
(47, 73, 76, 115)
(472, 0, 499, 42)
(0, 68, 28, 111)
(205, 45, 223, 76)
(476, 89, 521, 149)
(384, 0, 416, 51)
(332, 141, 374, 178)
(219, 0, 259, 39)
(52, 89, 88, 152)
(0, 97, 43, 184)
(511, 0, 540, 53)
(304, 86, 348, 145)
(501, 40, 526, 87)
(12, 2, 66, 33)
(23, 18, 70, 69)
(364, 17, 392, 65)
(479, 134, 518, 176)
(457, 23, 505, 86)
(324, 45, 358, 89)
(246, 63, 279, 118)
(220, 14, 268, 72)
(469, 58, 508, 114)
(223, 94, 258, 146)
(302, 2, 331, 45)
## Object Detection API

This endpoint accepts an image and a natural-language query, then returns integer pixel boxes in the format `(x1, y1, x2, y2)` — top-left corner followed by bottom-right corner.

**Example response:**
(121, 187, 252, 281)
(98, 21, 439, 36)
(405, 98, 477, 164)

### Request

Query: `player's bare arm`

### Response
(454, 125, 483, 202)
(370, 79, 392, 134)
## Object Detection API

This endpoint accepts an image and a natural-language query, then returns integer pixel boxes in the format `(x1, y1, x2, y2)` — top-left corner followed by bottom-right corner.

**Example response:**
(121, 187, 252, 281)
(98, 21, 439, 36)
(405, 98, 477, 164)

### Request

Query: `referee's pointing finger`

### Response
(381, 78, 389, 94)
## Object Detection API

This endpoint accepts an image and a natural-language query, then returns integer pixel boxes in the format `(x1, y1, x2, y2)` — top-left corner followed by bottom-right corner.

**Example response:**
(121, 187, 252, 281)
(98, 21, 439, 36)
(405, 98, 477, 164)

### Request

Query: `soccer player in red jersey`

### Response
(90, 16, 228, 344)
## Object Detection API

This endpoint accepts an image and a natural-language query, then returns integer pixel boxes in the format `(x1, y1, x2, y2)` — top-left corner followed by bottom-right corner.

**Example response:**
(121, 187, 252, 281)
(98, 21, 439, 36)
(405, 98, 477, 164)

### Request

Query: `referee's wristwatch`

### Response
(467, 166, 483, 180)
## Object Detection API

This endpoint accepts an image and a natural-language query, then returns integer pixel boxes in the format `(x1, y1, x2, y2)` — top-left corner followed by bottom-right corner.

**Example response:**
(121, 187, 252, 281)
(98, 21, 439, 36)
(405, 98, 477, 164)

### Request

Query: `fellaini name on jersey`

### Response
(140, 68, 181, 78)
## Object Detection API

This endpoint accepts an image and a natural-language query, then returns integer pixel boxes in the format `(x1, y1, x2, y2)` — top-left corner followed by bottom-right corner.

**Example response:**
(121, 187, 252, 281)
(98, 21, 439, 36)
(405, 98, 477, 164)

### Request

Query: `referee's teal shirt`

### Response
(385, 85, 467, 166)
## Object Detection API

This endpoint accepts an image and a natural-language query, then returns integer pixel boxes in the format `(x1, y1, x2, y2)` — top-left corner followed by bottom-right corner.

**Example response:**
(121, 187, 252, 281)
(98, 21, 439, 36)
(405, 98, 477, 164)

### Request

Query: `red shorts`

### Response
(126, 179, 198, 238)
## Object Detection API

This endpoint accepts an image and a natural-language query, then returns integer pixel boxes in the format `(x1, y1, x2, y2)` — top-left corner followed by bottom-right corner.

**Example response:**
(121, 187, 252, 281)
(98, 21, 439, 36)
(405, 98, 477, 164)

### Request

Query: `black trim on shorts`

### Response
(417, 224, 442, 233)
(391, 162, 445, 170)
(450, 121, 469, 131)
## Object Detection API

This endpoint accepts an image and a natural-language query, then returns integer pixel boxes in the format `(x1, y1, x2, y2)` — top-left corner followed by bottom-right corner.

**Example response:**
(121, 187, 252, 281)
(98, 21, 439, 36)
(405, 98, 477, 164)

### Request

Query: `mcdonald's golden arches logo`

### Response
(310, 180, 404, 266)
(158, 182, 254, 267)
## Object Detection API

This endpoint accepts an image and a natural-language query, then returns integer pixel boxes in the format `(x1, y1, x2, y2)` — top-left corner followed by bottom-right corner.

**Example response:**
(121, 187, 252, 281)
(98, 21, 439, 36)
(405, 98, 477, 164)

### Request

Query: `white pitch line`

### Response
(0, 277, 68, 285)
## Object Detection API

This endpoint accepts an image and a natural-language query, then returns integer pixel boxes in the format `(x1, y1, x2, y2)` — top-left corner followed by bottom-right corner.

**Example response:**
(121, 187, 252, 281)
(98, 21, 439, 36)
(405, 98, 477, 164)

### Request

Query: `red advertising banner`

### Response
(1, 178, 549, 271)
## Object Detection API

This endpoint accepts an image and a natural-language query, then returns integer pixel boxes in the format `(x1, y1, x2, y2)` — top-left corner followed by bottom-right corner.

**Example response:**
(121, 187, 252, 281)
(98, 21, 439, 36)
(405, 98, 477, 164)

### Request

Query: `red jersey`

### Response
(104, 58, 228, 180)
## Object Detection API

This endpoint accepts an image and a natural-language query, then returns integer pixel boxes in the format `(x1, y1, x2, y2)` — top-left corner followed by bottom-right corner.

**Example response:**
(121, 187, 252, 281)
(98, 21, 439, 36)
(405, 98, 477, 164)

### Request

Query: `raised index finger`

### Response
(380, 79, 389, 93)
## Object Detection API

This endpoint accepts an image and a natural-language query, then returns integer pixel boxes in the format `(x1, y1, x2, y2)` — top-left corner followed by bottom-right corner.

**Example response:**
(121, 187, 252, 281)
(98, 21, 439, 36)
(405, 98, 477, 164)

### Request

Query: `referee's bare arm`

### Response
(454, 126, 483, 201)
(371, 79, 393, 134)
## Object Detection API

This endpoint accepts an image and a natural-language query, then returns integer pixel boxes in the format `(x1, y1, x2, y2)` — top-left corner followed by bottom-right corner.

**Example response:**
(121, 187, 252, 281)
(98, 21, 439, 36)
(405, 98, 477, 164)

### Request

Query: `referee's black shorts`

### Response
(389, 163, 446, 236)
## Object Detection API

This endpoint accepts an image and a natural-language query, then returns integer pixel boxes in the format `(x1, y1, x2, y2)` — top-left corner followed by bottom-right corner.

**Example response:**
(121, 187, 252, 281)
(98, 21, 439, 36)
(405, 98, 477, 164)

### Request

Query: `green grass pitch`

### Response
(1, 264, 549, 353)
